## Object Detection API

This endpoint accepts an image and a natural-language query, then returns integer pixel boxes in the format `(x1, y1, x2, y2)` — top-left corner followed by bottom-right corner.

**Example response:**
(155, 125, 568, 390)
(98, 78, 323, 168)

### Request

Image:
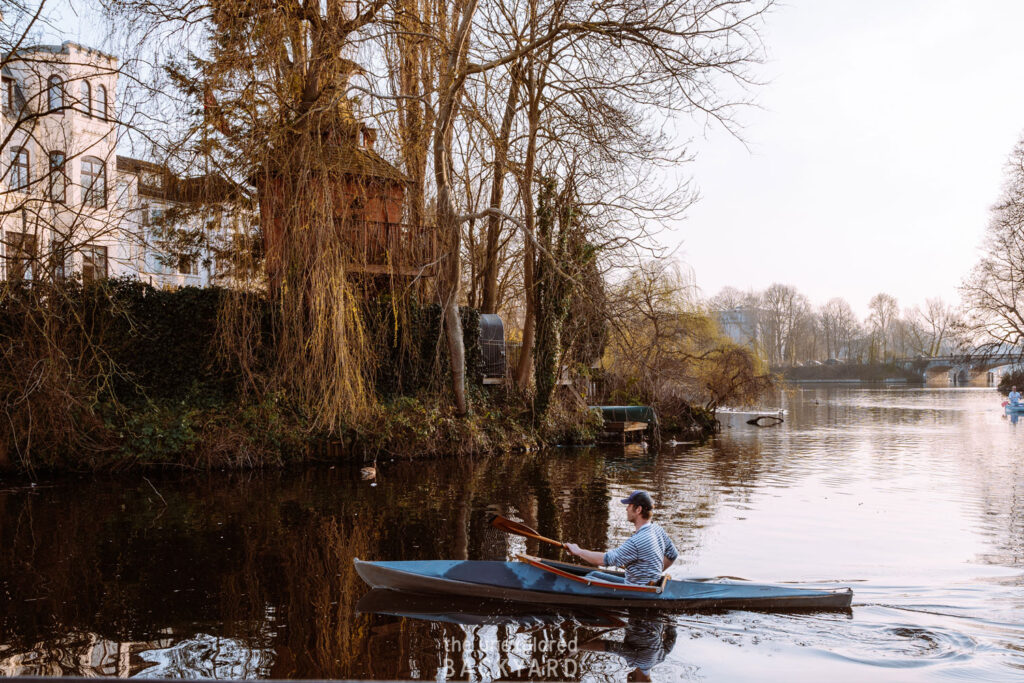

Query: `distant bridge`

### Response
(892, 352, 1024, 385)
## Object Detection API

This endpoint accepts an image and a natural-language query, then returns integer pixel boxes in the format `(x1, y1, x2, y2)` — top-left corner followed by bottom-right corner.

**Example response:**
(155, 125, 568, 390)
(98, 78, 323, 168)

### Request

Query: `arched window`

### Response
(96, 85, 107, 120)
(47, 76, 63, 112)
(79, 80, 91, 116)
(81, 156, 105, 208)
(10, 147, 29, 190)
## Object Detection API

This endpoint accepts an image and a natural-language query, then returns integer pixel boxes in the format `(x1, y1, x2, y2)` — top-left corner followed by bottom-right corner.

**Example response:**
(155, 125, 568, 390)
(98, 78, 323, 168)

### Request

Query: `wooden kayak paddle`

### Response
(488, 514, 568, 550)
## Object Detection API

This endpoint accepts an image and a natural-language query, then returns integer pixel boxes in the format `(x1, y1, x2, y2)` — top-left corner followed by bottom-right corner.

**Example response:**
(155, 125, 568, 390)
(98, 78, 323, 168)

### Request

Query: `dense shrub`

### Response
(363, 296, 482, 398)
(0, 279, 490, 471)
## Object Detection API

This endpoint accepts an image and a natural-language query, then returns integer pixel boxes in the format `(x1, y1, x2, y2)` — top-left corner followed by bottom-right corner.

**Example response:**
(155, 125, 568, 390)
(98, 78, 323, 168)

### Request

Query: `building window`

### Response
(10, 147, 29, 190)
(79, 80, 91, 117)
(96, 85, 107, 120)
(81, 156, 106, 208)
(177, 254, 199, 276)
(2, 77, 23, 114)
(49, 151, 66, 203)
(4, 228, 37, 282)
(81, 245, 107, 282)
(49, 234, 71, 280)
(47, 76, 63, 112)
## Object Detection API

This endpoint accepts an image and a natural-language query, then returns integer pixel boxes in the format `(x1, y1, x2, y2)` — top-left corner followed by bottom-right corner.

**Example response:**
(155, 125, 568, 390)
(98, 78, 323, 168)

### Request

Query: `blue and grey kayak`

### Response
(353, 554, 853, 612)
(1006, 404, 1024, 414)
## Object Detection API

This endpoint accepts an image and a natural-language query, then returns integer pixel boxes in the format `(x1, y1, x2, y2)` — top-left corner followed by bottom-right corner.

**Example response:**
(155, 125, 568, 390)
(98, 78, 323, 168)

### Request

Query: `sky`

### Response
(671, 0, 1024, 316)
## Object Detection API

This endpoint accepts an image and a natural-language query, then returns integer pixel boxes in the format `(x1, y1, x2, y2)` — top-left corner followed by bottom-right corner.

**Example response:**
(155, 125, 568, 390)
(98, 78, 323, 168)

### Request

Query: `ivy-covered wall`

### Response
(0, 279, 483, 407)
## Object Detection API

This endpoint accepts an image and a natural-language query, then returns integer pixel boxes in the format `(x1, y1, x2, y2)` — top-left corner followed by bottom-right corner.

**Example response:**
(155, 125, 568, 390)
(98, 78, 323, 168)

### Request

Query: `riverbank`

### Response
(0, 280, 724, 473)
(779, 363, 922, 383)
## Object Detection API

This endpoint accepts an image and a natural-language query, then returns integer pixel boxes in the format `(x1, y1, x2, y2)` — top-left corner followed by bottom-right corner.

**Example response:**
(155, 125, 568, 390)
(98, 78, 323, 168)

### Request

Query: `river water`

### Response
(1, 386, 1022, 680)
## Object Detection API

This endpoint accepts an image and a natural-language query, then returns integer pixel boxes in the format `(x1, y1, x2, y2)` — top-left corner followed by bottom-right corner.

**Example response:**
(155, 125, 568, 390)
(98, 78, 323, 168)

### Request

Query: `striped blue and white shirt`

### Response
(604, 522, 678, 585)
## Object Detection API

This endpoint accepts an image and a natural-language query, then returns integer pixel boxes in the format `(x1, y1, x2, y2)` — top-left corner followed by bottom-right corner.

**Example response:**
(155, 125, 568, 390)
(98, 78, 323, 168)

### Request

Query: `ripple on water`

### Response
(780, 616, 977, 669)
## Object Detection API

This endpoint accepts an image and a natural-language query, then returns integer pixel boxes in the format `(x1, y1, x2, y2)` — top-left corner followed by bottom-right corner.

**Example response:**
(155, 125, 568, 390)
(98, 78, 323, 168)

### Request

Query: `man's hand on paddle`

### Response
(566, 543, 605, 566)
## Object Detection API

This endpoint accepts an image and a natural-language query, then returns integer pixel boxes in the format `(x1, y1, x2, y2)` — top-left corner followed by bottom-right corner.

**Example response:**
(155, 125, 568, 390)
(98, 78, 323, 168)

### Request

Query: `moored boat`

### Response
(353, 554, 853, 612)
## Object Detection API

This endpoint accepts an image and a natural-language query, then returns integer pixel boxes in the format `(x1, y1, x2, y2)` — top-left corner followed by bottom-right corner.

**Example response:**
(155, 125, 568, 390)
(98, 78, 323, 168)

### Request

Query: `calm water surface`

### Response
(1, 386, 1023, 680)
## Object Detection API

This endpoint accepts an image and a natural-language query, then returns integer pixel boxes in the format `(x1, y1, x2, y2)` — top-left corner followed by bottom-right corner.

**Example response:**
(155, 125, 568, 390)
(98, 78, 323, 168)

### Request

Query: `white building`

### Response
(715, 306, 761, 348)
(1, 41, 219, 288)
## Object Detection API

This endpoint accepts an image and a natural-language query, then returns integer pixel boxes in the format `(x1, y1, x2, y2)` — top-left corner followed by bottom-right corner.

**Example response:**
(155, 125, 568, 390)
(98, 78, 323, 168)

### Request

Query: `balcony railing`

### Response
(345, 220, 436, 277)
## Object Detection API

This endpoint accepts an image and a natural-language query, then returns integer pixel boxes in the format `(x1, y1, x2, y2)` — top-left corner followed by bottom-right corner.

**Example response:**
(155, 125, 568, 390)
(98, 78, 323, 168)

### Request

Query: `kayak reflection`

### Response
(356, 588, 626, 628)
(359, 589, 680, 681)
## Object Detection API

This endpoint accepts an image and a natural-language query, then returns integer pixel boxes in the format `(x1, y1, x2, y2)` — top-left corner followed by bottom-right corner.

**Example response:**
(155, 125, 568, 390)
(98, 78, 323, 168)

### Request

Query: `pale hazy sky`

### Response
(673, 0, 1024, 315)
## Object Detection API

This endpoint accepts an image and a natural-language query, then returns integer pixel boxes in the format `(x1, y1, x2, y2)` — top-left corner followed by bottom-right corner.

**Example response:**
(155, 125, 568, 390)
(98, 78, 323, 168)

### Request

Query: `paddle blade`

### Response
(489, 514, 567, 549)
(489, 514, 541, 538)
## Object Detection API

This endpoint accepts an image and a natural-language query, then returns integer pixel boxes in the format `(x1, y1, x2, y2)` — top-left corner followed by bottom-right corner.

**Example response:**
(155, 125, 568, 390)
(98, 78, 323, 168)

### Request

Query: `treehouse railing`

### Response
(345, 219, 436, 277)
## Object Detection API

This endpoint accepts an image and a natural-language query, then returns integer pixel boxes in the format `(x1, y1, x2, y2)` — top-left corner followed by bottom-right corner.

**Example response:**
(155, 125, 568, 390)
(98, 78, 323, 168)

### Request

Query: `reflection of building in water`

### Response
(0, 631, 274, 678)
(0, 632, 172, 677)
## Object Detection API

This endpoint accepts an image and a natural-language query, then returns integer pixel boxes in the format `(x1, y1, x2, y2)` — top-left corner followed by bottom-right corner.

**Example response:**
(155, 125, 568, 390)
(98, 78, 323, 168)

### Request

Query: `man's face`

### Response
(625, 503, 638, 523)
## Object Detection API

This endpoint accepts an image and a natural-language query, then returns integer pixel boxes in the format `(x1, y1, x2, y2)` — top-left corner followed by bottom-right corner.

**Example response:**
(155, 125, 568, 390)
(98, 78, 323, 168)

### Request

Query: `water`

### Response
(1, 386, 1022, 680)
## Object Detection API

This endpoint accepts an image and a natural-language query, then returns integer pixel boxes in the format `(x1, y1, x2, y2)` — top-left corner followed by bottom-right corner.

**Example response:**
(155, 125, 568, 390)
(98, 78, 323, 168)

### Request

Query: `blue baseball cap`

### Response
(620, 491, 654, 508)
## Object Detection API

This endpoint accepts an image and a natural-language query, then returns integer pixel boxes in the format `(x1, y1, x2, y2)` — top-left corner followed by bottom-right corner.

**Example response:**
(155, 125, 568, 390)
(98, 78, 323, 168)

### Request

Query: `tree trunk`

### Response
(397, 0, 430, 230)
(532, 177, 572, 421)
(481, 64, 521, 314)
(514, 57, 541, 389)
(433, 0, 477, 416)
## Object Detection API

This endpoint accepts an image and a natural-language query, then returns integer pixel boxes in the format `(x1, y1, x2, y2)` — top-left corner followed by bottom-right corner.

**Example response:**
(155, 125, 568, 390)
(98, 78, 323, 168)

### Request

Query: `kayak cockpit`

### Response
(516, 553, 668, 593)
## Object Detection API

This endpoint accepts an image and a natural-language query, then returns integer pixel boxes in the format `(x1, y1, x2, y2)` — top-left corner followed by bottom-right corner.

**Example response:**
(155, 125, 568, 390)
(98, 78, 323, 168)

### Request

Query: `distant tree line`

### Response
(707, 285, 962, 367)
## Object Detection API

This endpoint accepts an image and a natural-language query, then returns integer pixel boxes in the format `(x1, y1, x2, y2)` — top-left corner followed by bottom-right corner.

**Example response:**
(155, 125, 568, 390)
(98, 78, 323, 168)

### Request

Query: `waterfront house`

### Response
(1, 42, 232, 288)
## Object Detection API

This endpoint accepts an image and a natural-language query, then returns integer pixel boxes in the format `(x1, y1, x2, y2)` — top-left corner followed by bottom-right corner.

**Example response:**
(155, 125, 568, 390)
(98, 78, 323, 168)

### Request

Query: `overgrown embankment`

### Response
(0, 280, 598, 473)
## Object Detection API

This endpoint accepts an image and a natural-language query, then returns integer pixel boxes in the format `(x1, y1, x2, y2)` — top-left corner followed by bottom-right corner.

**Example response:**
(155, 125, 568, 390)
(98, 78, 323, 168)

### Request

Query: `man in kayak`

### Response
(1010, 386, 1022, 406)
(566, 490, 678, 585)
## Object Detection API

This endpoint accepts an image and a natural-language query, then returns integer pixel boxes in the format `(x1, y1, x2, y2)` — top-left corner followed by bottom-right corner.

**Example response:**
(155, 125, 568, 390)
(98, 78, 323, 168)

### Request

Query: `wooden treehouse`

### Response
(258, 113, 435, 283)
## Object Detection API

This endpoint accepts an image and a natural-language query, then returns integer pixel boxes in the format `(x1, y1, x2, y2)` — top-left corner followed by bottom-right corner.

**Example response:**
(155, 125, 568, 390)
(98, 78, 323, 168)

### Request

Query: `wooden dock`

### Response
(600, 421, 648, 444)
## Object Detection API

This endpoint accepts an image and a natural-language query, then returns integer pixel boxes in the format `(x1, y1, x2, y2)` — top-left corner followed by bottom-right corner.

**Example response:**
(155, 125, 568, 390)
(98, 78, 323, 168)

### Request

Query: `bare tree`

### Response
(758, 283, 809, 366)
(102, 0, 771, 420)
(820, 297, 859, 361)
(866, 292, 899, 361)
(961, 133, 1024, 355)
(905, 297, 959, 357)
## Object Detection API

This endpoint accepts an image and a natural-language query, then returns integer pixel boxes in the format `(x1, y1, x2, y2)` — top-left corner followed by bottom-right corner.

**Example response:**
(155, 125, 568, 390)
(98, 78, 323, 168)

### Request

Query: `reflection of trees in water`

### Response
(588, 441, 764, 558)
(0, 449, 618, 678)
